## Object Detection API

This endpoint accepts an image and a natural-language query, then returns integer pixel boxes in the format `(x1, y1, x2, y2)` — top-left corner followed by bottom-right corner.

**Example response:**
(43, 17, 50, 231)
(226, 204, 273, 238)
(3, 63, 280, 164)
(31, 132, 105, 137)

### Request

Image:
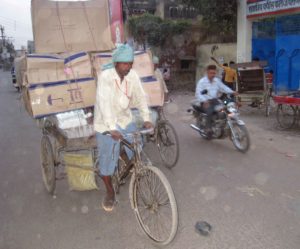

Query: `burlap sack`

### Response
(64, 152, 98, 191)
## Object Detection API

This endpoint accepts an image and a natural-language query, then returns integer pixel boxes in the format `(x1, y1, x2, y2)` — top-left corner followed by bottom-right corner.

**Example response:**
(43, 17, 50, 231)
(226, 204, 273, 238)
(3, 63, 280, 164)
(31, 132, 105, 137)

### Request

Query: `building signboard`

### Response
(247, 0, 300, 18)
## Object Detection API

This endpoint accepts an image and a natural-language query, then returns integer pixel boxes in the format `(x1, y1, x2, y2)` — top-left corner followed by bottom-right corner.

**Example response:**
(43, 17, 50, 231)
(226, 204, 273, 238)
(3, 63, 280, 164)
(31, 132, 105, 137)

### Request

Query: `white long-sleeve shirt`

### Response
(195, 76, 233, 103)
(94, 68, 151, 133)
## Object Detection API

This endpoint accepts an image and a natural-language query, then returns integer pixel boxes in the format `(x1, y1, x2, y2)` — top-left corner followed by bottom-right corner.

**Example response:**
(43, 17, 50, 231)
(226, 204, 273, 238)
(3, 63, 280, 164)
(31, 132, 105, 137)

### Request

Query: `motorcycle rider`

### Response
(195, 65, 237, 138)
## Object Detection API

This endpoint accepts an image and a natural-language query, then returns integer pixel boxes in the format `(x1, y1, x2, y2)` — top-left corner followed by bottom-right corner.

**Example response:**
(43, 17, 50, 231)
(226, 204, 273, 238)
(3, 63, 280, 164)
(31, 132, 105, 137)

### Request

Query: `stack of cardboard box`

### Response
(23, 0, 164, 121)
(23, 0, 114, 119)
(23, 52, 97, 118)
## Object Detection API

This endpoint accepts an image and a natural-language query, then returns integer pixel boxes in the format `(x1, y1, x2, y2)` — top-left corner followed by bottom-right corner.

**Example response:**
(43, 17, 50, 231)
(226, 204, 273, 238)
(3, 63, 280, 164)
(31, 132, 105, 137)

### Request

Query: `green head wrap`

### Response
(101, 44, 134, 71)
(112, 44, 134, 63)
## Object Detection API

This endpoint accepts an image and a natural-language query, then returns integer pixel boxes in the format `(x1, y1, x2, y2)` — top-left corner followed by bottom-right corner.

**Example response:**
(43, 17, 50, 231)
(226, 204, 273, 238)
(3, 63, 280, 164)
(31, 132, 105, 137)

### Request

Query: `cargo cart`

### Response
(233, 61, 272, 116)
(273, 94, 300, 129)
(39, 112, 178, 245)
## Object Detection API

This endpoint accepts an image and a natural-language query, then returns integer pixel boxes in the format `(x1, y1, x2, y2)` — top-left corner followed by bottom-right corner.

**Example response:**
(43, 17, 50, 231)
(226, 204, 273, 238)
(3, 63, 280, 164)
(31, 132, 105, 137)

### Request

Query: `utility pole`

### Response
(0, 25, 5, 47)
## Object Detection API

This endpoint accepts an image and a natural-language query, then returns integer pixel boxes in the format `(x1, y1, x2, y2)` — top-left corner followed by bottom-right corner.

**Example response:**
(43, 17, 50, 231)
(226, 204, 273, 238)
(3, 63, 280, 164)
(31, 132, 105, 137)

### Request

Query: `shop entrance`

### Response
(252, 14, 300, 93)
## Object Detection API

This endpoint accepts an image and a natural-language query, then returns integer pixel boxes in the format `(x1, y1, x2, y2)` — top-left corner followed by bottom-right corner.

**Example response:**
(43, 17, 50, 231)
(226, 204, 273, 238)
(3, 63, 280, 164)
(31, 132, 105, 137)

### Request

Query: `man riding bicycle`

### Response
(94, 44, 154, 212)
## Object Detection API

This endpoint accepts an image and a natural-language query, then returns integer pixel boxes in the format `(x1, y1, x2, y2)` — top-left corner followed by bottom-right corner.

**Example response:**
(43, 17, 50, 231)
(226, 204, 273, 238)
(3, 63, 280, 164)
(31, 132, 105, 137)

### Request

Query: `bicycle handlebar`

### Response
(139, 128, 154, 135)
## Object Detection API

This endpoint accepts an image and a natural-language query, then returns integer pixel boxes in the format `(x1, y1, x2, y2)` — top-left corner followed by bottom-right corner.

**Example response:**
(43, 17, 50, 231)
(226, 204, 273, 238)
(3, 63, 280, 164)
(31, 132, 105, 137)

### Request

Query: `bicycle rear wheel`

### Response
(157, 121, 180, 169)
(276, 104, 296, 129)
(129, 166, 178, 245)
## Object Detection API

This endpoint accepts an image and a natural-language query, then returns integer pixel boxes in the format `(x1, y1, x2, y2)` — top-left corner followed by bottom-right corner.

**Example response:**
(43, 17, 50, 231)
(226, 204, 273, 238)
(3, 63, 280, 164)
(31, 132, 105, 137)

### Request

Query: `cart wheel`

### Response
(157, 121, 180, 169)
(41, 135, 56, 195)
(276, 104, 296, 129)
(129, 166, 178, 245)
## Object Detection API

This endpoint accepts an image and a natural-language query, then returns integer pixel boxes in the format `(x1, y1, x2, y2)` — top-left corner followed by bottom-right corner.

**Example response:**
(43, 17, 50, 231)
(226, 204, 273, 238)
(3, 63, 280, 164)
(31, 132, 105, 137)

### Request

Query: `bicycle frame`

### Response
(120, 134, 143, 173)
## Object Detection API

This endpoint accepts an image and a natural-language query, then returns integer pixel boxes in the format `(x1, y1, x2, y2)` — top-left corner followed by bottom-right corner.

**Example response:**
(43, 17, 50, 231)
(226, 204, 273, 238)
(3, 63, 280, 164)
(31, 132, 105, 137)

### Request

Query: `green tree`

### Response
(182, 0, 237, 41)
(128, 13, 191, 48)
(6, 41, 15, 54)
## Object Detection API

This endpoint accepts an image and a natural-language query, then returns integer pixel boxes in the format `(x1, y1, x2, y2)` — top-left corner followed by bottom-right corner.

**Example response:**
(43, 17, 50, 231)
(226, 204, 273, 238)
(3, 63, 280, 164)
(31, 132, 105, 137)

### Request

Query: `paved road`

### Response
(1, 70, 300, 249)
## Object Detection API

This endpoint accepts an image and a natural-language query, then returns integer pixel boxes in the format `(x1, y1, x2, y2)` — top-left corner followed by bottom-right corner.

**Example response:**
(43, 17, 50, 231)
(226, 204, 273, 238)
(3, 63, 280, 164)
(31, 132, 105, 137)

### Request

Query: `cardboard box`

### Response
(133, 51, 154, 78)
(91, 51, 154, 77)
(14, 56, 27, 87)
(62, 52, 93, 80)
(91, 51, 163, 107)
(23, 78, 96, 118)
(31, 0, 114, 53)
(26, 54, 66, 85)
(25, 52, 93, 85)
(141, 77, 164, 107)
(91, 52, 113, 73)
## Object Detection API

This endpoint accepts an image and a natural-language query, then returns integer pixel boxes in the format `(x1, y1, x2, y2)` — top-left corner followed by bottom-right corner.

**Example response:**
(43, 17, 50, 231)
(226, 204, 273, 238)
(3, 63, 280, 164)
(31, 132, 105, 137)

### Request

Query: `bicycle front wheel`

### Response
(157, 121, 180, 169)
(129, 166, 178, 245)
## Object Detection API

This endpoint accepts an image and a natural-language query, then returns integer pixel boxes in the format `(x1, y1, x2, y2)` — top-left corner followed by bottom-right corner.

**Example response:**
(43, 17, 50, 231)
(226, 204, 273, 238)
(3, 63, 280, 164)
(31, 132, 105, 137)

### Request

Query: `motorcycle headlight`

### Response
(227, 102, 237, 113)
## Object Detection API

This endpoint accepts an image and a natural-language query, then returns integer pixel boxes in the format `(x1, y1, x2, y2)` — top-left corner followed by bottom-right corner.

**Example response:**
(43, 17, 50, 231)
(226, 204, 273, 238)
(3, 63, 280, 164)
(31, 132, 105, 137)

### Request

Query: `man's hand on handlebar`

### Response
(233, 91, 239, 96)
(143, 121, 154, 130)
(203, 101, 210, 109)
(109, 130, 123, 141)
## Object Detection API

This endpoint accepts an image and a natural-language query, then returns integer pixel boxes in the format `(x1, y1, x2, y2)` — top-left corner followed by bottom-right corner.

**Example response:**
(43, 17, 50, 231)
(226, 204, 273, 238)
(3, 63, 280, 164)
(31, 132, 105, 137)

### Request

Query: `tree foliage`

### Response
(128, 13, 192, 47)
(182, 0, 237, 40)
(5, 41, 15, 54)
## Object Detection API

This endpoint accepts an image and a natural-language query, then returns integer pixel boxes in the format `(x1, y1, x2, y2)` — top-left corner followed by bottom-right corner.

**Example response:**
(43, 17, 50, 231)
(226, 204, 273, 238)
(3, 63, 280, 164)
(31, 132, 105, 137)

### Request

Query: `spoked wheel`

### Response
(41, 135, 56, 195)
(129, 166, 178, 245)
(112, 153, 131, 194)
(157, 121, 180, 169)
(276, 104, 296, 129)
(231, 123, 250, 153)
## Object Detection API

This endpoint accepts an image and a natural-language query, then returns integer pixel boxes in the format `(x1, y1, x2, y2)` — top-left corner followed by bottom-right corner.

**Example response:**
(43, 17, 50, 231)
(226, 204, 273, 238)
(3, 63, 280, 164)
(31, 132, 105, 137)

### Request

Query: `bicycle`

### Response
(40, 121, 178, 245)
(133, 106, 180, 169)
(106, 128, 179, 245)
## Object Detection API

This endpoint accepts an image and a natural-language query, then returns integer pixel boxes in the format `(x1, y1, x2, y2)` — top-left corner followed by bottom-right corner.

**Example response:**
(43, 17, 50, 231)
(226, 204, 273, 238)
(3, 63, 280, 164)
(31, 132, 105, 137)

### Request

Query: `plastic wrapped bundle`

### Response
(55, 109, 94, 139)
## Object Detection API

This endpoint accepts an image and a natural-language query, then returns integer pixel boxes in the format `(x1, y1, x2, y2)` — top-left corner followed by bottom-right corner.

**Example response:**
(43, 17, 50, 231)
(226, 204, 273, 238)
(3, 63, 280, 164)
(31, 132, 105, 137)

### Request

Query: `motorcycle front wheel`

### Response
(230, 123, 250, 153)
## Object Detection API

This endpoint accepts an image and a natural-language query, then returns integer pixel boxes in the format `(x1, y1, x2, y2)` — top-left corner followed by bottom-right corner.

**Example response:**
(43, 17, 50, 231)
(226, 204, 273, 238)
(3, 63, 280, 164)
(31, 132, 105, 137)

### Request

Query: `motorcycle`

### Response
(188, 90, 250, 153)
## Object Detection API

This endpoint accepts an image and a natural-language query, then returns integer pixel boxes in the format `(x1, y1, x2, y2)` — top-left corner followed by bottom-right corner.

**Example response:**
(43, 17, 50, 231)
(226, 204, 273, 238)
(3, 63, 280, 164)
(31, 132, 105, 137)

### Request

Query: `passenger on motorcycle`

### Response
(195, 65, 238, 138)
